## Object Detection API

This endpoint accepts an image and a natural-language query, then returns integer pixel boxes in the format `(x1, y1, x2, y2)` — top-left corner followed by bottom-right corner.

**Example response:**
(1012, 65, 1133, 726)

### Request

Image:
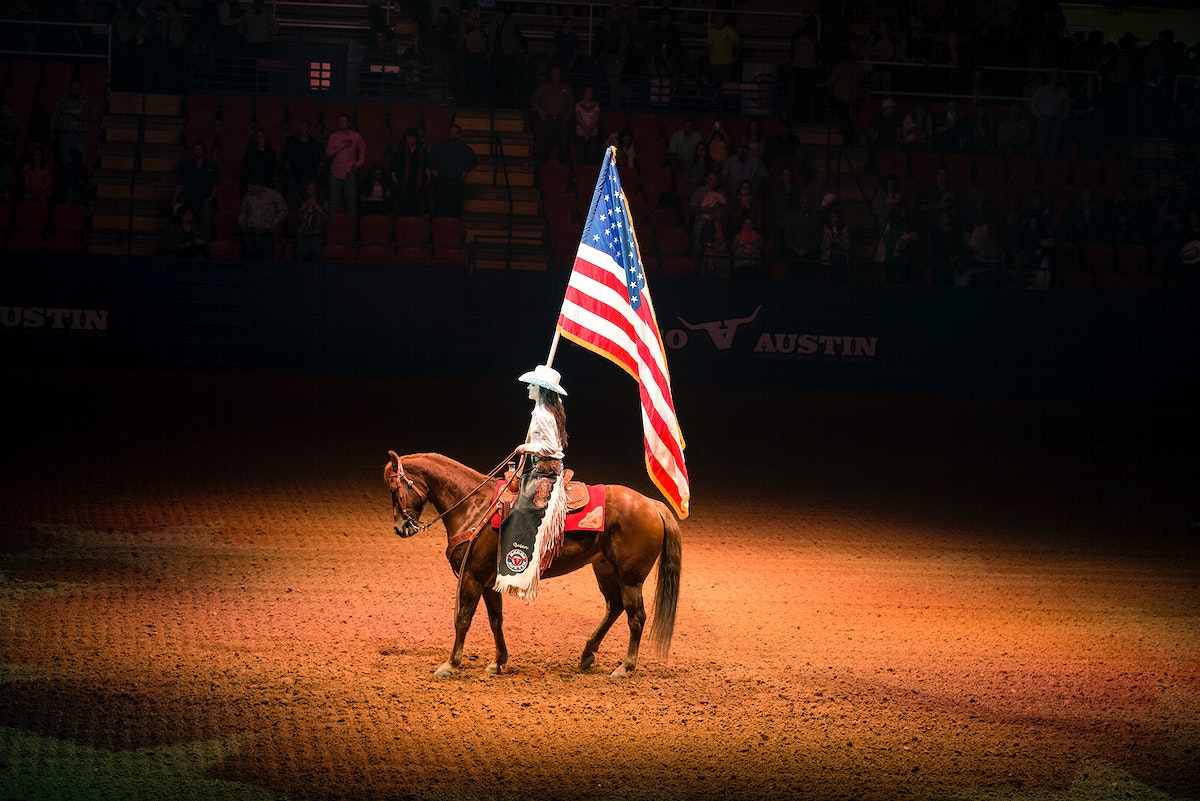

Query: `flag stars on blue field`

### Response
(582, 160, 646, 310)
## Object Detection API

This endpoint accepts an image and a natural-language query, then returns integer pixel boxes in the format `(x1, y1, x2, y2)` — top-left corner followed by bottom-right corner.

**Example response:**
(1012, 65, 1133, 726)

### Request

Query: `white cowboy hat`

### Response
(518, 364, 567, 395)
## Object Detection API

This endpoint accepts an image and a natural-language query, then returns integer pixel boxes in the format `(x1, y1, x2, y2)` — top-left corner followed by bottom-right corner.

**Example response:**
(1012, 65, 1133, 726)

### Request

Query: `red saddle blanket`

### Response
(491, 479, 606, 533)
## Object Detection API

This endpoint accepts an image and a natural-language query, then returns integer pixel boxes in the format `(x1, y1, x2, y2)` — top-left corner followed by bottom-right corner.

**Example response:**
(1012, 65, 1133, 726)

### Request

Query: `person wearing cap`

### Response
(495, 365, 569, 601)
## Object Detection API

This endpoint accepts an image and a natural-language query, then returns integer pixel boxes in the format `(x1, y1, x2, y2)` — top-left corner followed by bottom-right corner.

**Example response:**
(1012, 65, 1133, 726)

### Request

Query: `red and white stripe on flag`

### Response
(556, 148, 690, 519)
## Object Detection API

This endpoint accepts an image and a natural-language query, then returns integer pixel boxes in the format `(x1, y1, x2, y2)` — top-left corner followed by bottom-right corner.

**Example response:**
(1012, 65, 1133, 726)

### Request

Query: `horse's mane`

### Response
(401, 452, 490, 485)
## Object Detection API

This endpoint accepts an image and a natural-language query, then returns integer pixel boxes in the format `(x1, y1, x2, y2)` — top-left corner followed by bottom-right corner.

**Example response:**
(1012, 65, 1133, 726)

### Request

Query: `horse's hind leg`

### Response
(580, 561, 627, 672)
(481, 588, 508, 675)
(611, 583, 647, 678)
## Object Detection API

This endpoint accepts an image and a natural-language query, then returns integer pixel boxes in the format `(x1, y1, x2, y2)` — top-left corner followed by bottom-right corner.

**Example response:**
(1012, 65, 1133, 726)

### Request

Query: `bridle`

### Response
(388, 449, 521, 539)
(388, 457, 428, 538)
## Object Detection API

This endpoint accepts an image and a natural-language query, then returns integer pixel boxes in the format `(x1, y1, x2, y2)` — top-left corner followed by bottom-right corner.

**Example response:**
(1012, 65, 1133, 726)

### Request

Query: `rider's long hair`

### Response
(540, 388, 568, 449)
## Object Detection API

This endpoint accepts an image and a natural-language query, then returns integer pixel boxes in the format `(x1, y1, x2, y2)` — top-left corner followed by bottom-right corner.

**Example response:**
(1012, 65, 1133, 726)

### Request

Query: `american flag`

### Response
(556, 148, 690, 519)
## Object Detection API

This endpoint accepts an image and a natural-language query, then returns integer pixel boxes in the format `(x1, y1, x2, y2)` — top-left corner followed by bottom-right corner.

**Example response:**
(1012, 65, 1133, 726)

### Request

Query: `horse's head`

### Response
(384, 450, 427, 538)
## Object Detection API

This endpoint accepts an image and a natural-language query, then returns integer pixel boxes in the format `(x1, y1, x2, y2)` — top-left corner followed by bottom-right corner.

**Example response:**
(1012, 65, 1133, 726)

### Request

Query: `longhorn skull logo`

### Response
(675, 305, 762, 350)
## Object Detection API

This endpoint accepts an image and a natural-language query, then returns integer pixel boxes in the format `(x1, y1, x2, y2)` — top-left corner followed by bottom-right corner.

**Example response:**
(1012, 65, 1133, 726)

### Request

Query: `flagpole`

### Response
(545, 329, 561, 369)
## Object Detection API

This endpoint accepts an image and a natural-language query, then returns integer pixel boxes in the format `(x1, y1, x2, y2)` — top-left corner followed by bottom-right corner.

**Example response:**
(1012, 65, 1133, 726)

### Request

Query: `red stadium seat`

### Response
(358, 214, 393, 244)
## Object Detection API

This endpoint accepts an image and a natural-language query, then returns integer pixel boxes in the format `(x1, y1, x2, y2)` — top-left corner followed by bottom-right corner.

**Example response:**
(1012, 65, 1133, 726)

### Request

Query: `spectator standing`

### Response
(238, 180, 288, 260)
(1028, 70, 1071, 157)
(876, 204, 920, 284)
(964, 214, 1004, 286)
(242, 0, 278, 58)
(821, 208, 853, 281)
(866, 97, 902, 174)
(50, 79, 97, 165)
(490, 7, 527, 108)
(804, 162, 839, 211)
(458, 5, 490, 106)
(428, 123, 478, 218)
(707, 124, 729, 167)
(729, 179, 765, 231)
(574, 86, 602, 166)
(916, 166, 957, 225)
(932, 100, 967, 153)
(902, 101, 932, 148)
(666, 117, 701, 171)
(648, 10, 682, 107)
(281, 119, 322, 210)
(864, 18, 905, 92)
(925, 208, 965, 286)
(552, 17, 579, 74)
(605, 128, 638, 170)
(871, 173, 904, 239)
(174, 140, 220, 237)
(688, 170, 728, 260)
(745, 120, 765, 161)
(819, 47, 868, 147)
(789, 16, 819, 121)
(326, 114, 365, 216)
(391, 127, 429, 216)
(770, 166, 802, 253)
(994, 102, 1032, 155)
(242, 129, 277, 189)
(683, 140, 716, 200)
(22, 146, 54, 202)
(162, 0, 193, 93)
(215, 0, 242, 55)
(531, 65, 574, 166)
(721, 139, 766, 197)
(785, 194, 824, 280)
(967, 105, 994, 155)
(732, 215, 763, 277)
(706, 12, 740, 92)
(294, 178, 327, 262)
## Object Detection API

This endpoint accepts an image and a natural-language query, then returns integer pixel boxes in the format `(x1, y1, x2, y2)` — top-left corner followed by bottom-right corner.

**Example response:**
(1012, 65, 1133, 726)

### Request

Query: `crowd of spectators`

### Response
(162, 102, 478, 262)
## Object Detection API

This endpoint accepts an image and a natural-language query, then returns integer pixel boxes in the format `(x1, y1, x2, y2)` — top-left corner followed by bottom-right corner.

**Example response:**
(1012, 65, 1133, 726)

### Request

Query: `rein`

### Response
(392, 449, 520, 534)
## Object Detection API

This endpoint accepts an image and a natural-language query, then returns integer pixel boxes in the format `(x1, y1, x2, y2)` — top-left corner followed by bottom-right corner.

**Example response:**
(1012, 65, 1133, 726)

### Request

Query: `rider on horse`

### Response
(494, 364, 569, 601)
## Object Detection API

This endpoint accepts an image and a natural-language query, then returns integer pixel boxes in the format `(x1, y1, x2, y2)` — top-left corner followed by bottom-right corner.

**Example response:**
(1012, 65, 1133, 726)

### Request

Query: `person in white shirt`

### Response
(495, 365, 569, 601)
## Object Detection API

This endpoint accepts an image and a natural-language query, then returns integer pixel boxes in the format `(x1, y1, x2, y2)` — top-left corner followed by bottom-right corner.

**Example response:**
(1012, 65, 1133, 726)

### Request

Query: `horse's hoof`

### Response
(580, 653, 596, 671)
(434, 663, 456, 678)
(609, 665, 632, 679)
(486, 662, 504, 675)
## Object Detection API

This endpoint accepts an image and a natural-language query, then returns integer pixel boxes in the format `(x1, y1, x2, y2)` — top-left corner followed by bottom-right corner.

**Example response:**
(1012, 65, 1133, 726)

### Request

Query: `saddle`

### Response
(490, 469, 605, 532)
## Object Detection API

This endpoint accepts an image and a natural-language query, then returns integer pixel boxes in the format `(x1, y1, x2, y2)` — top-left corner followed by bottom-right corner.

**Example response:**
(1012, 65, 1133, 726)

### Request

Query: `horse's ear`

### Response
(387, 450, 401, 471)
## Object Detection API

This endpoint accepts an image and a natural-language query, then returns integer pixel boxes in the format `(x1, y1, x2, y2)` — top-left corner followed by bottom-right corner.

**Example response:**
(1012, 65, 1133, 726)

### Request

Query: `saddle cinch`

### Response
(491, 469, 606, 533)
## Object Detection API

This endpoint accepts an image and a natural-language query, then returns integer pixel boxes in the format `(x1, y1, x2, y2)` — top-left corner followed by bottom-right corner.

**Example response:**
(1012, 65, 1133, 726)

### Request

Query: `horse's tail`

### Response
(648, 501, 682, 661)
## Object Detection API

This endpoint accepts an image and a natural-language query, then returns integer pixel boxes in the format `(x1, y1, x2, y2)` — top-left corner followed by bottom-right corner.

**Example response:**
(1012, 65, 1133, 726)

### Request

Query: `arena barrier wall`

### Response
(2, 254, 1195, 401)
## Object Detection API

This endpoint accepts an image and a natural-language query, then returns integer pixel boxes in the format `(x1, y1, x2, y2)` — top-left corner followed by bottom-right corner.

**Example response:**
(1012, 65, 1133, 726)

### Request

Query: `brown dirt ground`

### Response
(1, 370, 1198, 801)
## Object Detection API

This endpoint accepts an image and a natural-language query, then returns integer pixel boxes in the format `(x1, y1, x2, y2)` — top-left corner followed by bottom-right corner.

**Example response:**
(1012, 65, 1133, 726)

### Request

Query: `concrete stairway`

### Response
(88, 92, 184, 256)
(455, 106, 549, 270)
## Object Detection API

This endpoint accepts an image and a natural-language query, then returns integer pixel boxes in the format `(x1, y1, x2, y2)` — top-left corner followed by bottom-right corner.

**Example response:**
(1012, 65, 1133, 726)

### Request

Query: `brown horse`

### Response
(384, 451, 682, 678)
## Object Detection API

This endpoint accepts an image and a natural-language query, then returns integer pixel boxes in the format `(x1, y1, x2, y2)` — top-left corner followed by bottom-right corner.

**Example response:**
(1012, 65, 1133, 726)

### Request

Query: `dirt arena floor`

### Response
(1, 369, 1197, 801)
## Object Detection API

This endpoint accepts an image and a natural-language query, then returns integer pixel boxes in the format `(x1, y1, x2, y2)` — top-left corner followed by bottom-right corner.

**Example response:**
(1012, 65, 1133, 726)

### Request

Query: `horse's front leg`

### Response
(435, 570, 485, 677)
(481, 588, 508, 674)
